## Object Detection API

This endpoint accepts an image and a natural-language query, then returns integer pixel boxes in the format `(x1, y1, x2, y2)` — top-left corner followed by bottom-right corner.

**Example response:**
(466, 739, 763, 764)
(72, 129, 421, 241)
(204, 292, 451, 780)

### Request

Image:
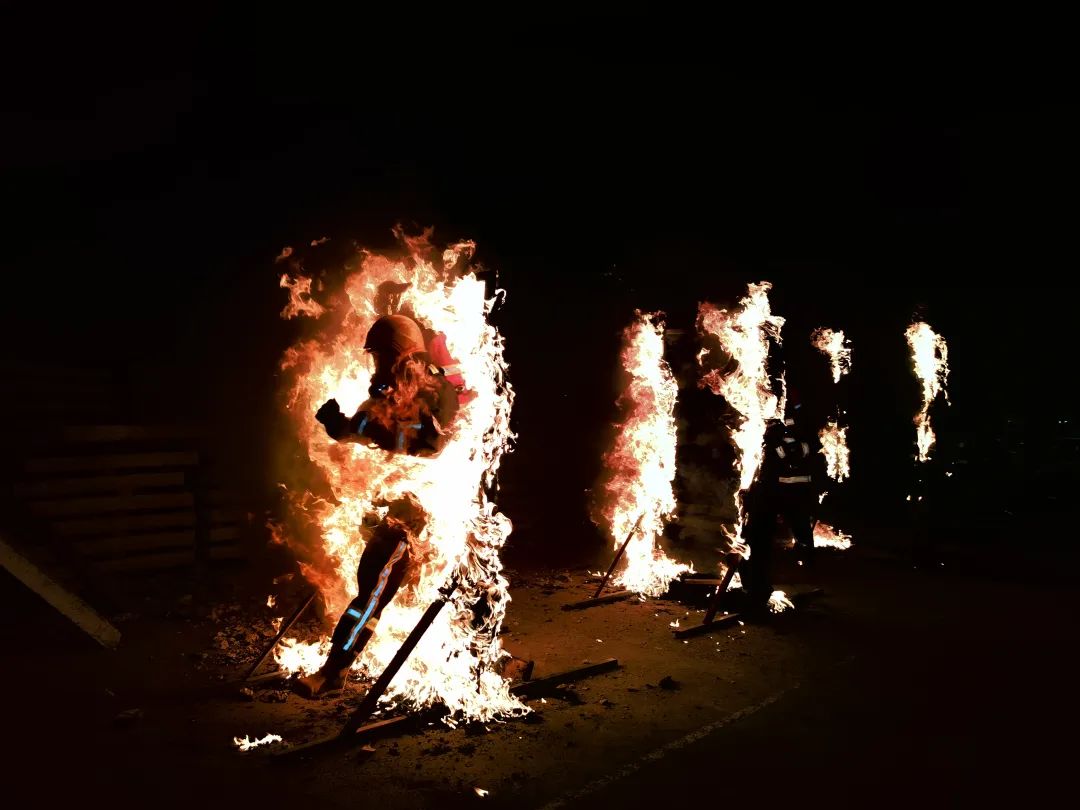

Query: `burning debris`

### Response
(270, 230, 524, 723)
(233, 733, 284, 752)
(812, 523, 853, 550)
(593, 312, 690, 597)
(905, 321, 950, 461)
(767, 590, 794, 613)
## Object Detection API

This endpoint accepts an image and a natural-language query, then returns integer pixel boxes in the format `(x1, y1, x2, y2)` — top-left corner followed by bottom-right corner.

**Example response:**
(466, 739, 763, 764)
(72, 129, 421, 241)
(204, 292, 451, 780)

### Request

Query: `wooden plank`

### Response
(791, 587, 825, 605)
(31, 492, 193, 518)
(273, 716, 420, 758)
(672, 612, 741, 639)
(15, 472, 186, 498)
(91, 543, 245, 572)
(208, 544, 244, 560)
(60, 425, 203, 443)
(76, 528, 236, 558)
(204, 488, 242, 506)
(0, 535, 121, 648)
(561, 590, 635, 611)
(54, 510, 196, 537)
(510, 658, 621, 697)
(678, 578, 727, 586)
(74, 531, 196, 558)
(27, 451, 199, 474)
(209, 508, 244, 525)
(94, 550, 195, 573)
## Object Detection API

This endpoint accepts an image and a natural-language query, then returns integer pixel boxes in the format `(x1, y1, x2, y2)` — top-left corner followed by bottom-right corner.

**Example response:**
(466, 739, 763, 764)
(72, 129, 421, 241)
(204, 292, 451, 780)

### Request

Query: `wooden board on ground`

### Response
(0, 535, 121, 648)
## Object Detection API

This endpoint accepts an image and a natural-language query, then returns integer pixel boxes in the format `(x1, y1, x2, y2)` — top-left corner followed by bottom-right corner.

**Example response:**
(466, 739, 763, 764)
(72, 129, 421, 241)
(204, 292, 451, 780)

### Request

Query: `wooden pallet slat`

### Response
(209, 508, 244, 525)
(72, 526, 243, 558)
(208, 544, 244, 560)
(10, 420, 247, 574)
(93, 550, 197, 573)
(30, 492, 194, 518)
(60, 425, 203, 443)
(15, 472, 187, 499)
(27, 451, 199, 475)
(73, 531, 196, 558)
(54, 509, 197, 537)
(209, 526, 241, 542)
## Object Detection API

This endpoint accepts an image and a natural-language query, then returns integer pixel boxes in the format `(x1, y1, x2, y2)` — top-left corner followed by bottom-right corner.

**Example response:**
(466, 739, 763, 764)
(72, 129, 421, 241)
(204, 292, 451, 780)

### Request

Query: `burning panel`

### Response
(811, 325, 854, 549)
(270, 233, 524, 723)
(696, 282, 785, 557)
(810, 327, 852, 384)
(905, 321, 950, 462)
(817, 420, 851, 483)
(594, 312, 690, 597)
(811, 326, 853, 483)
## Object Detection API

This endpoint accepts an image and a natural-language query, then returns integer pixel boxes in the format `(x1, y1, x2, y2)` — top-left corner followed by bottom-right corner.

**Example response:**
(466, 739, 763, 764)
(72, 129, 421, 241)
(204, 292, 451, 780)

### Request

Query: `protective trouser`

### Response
(318, 526, 413, 679)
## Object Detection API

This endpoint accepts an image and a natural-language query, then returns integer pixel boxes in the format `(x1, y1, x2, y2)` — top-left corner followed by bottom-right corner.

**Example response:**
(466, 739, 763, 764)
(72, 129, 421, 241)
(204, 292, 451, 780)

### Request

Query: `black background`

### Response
(3, 10, 1075, 564)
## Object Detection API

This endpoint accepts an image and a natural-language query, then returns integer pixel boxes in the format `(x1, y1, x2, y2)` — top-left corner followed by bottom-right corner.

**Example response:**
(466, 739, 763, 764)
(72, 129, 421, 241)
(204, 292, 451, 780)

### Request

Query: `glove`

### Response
(315, 398, 342, 425)
(315, 399, 347, 438)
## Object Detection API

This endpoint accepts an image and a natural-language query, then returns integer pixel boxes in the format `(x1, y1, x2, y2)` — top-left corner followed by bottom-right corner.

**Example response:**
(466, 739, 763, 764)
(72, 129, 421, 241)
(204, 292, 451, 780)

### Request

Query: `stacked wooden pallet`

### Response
(15, 425, 245, 574)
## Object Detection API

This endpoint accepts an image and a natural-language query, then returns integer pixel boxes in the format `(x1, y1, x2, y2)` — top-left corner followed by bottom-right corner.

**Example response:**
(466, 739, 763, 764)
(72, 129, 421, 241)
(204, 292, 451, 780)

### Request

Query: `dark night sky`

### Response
(2, 13, 1075, 560)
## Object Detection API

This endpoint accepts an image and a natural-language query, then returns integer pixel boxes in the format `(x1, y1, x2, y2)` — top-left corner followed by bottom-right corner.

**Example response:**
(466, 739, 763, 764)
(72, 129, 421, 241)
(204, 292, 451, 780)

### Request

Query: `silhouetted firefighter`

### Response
(741, 399, 827, 610)
(297, 314, 461, 698)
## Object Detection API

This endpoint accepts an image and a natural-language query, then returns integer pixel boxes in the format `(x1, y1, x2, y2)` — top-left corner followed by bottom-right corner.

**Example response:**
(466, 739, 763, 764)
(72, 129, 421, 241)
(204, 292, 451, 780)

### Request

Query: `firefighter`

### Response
(297, 314, 461, 698)
(313, 313, 461, 456)
(740, 403, 827, 610)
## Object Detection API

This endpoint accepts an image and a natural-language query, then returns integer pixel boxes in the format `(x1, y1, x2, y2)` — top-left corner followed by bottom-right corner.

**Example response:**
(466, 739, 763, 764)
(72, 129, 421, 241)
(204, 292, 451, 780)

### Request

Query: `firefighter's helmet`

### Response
(364, 314, 426, 360)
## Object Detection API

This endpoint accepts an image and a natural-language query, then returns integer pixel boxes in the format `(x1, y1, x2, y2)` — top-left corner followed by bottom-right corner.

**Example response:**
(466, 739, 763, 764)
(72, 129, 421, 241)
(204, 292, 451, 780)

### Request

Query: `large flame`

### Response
(812, 326, 852, 483)
(810, 327, 852, 383)
(271, 234, 524, 723)
(596, 312, 690, 597)
(811, 325, 854, 550)
(696, 282, 785, 555)
(905, 321, 950, 462)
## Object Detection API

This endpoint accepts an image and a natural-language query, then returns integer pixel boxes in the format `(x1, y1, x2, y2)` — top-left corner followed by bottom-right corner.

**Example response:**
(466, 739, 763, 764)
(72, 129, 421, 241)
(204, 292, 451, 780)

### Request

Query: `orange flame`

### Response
(697, 283, 785, 557)
(812, 521, 853, 550)
(768, 590, 794, 613)
(818, 420, 850, 482)
(279, 273, 325, 319)
(811, 326, 854, 547)
(271, 233, 524, 722)
(810, 327, 852, 383)
(812, 326, 852, 483)
(233, 733, 283, 751)
(596, 312, 690, 597)
(905, 321, 950, 462)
